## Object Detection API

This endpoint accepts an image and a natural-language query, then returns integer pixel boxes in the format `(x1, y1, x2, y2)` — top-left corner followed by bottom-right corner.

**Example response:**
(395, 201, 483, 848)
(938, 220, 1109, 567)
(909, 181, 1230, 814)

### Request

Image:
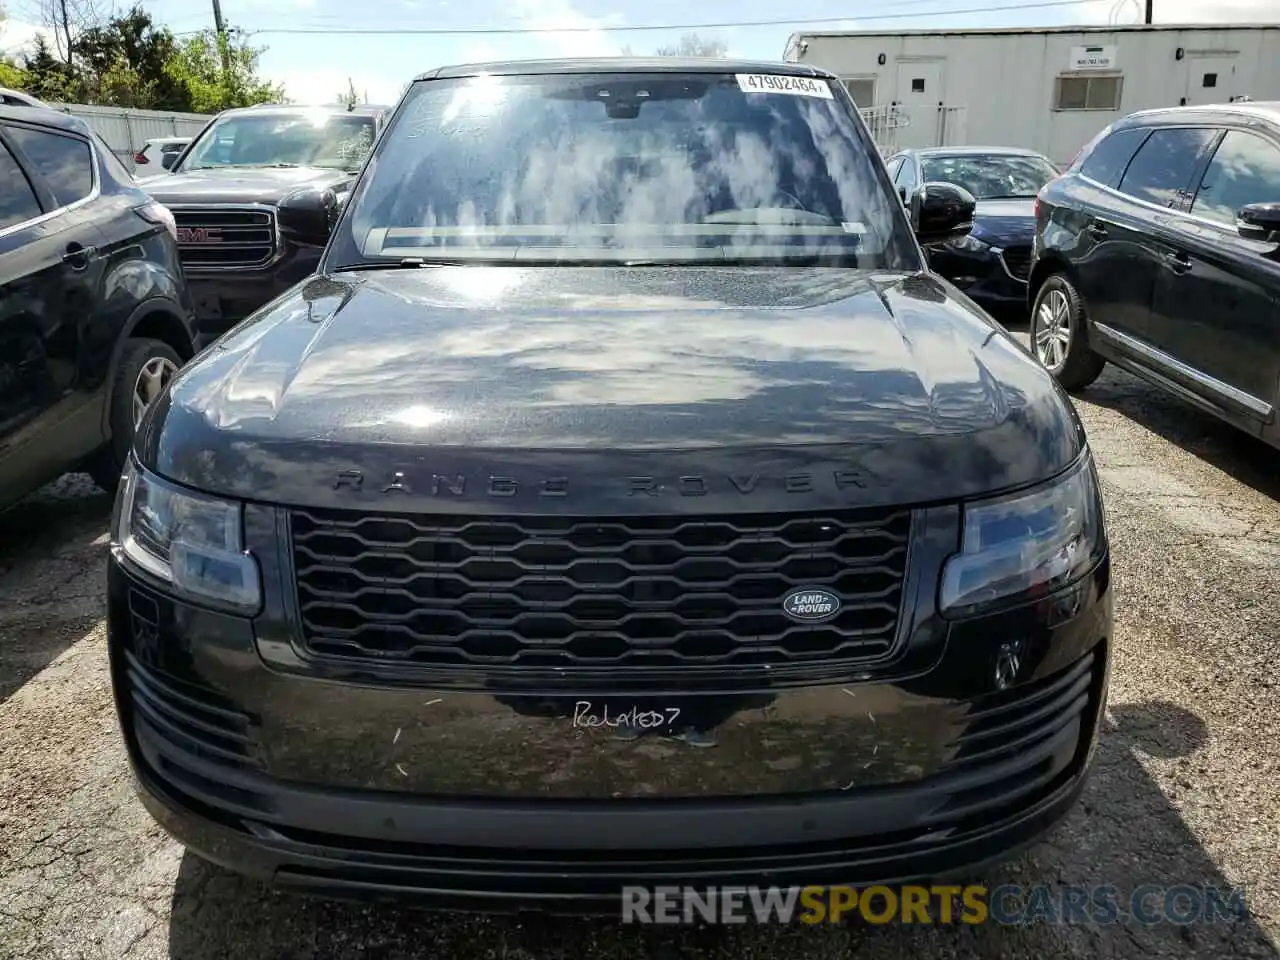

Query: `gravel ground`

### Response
(1, 341, 1278, 960)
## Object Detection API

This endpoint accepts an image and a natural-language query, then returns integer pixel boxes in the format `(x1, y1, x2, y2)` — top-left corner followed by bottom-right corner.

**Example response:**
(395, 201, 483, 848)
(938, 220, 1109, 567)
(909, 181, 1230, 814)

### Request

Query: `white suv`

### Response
(133, 136, 192, 173)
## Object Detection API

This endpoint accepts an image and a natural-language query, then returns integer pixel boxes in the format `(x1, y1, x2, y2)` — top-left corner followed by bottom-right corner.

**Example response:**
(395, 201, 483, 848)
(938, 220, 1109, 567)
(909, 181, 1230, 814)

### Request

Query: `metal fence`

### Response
(44, 102, 211, 171)
(859, 104, 968, 154)
(38, 98, 965, 169)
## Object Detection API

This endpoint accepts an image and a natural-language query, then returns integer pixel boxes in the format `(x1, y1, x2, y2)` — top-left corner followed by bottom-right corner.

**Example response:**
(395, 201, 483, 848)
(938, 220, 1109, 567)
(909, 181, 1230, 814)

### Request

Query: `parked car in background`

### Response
(1029, 101, 1280, 451)
(0, 105, 196, 511)
(133, 136, 191, 173)
(0, 87, 48, 107)
(886, 146, 1060, 318)
(108, 58, 1111, 908)
(142, 103, 389, 348)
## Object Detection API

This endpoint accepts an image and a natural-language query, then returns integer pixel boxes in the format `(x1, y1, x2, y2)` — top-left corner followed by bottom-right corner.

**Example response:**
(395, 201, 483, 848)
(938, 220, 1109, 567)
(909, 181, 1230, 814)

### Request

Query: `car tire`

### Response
(1029, 274, 1105, 392)
(87, 337, 183, 493)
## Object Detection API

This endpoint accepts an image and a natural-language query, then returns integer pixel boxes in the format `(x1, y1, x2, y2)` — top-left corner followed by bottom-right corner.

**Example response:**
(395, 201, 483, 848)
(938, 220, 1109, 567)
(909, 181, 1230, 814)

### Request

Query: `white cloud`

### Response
(272, 66, 406, 107)
(454, 40, 503, 65)
(511, 0, 626, 58)
(0, 18, 53, 59)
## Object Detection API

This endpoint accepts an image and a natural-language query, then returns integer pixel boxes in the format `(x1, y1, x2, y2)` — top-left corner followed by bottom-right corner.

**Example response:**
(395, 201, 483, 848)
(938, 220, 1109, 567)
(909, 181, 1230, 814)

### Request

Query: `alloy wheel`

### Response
(132, 357, 178, 428)
(1035, 288, 1072, 372)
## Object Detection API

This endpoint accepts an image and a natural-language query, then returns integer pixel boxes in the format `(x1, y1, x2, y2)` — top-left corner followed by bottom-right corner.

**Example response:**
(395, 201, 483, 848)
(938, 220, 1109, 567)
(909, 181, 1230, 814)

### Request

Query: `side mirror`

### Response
(160, 153, 179, 171)
(278, 187, 338, 248)
(910, 181, 976, 246)
(1236, 202, 1280, 241)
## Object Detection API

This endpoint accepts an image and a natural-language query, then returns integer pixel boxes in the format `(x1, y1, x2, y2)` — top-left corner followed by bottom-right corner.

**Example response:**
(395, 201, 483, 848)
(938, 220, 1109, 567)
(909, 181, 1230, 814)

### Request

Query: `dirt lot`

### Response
(2, 344, 1278, 960)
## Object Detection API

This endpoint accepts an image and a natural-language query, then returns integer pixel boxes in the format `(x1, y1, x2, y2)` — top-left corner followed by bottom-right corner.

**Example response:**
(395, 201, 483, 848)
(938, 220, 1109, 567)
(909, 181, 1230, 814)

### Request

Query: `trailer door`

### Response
(894, 59, 944, 149)
(1183, 56, 1237, 106)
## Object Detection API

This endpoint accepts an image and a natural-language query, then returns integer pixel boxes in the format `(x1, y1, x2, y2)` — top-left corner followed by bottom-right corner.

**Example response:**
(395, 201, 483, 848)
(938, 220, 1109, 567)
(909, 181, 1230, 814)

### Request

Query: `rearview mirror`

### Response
(1236, 202, 1280, 241)
(910, 181, 976, 246)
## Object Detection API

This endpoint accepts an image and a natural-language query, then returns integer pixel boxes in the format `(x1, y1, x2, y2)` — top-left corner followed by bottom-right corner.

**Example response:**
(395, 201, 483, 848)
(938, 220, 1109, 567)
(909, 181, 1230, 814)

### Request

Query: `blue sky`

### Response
(3, 0, 1277, 106)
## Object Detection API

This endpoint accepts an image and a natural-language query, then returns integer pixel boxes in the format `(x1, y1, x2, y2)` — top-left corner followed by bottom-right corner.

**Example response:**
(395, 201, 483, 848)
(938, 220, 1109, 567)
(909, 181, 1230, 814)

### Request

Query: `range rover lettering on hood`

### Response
(332, 466, 886, 498)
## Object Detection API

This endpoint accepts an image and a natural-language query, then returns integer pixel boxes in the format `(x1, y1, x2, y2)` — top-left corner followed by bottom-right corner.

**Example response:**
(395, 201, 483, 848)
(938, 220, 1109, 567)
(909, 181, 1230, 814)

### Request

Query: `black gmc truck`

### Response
(108, 59, 1112, 910)
(142, 103, 387, 347)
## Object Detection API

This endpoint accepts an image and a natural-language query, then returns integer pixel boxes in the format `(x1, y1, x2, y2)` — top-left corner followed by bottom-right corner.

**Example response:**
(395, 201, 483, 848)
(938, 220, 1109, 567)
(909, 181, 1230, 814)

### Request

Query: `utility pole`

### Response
(211, 0, 232, 84)
(1144, 0, 1153, 24)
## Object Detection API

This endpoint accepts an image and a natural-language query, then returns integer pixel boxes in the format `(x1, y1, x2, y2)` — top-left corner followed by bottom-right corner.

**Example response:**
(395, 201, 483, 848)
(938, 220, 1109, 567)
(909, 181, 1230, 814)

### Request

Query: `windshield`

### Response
(328, 72, 918, 268)
(180, 111, 377, 172)
(919, 153, 1059, 200)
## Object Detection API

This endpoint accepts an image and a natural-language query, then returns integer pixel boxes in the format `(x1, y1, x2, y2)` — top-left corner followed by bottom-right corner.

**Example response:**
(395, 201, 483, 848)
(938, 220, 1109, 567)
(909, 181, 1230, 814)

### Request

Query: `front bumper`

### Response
(927, 246, 1030, 315)
(107, 540, 1111, 911)
(185, 244, 322, 348)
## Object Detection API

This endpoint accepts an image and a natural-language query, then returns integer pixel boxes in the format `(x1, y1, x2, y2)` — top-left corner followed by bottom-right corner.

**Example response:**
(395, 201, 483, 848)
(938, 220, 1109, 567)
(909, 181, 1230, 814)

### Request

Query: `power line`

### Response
(219, 0, 1096, 37)
(181, 0, 961, 29)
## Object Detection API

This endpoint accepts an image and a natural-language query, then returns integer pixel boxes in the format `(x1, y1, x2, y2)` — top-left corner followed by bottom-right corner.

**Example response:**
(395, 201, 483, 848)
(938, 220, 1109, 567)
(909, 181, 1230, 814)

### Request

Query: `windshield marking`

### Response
(735, 74, 834, 99)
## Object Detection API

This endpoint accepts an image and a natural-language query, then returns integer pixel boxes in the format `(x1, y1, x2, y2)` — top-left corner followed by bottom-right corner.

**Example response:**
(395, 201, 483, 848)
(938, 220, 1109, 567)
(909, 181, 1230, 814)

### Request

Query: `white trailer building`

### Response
(783, 24, 1280, 164)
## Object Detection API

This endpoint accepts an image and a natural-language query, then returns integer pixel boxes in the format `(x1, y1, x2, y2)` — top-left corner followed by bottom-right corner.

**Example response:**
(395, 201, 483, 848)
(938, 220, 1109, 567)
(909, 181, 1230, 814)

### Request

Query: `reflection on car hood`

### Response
(139, 266, 1083, 511)
(972, 198, 1037, 246)
(142, 165, 356, 205)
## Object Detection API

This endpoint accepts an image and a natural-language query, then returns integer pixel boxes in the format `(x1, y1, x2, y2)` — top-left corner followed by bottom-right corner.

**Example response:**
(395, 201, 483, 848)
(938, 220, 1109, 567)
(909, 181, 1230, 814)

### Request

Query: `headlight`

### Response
(946, 233, 991, 254)
(116, 459, 261, 614)
(939, 453, 1105, 618)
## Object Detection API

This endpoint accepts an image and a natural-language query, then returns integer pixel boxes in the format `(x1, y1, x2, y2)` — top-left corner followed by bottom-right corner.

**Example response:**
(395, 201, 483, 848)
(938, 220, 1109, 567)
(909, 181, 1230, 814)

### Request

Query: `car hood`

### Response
(139, 266, 1083, 513)
(142, 165, 356, 205)
(971, 198, 1037, 247)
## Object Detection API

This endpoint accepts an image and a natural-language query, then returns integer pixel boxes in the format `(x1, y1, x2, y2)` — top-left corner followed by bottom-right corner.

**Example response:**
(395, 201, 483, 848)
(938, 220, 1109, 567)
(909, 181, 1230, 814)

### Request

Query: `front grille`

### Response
(172, 206, 276, 269)
(1000, 245, 1032, 281)
(290, 508, 912, 671)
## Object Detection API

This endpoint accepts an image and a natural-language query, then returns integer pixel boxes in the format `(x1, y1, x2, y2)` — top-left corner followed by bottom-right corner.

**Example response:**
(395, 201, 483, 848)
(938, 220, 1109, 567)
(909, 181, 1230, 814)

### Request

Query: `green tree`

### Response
(0, 5, 26, 88)
(0, 59, 24, 88)
(20, 33, 85, 101)
(653, 33, 728, 58)
(77, 6, 189, 109)
(165, 27, 284, 113)
(336, 77, 365, 108)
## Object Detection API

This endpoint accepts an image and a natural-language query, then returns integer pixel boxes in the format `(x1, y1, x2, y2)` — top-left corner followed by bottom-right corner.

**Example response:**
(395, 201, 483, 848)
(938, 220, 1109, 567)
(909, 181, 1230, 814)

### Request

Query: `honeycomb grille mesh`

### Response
(290, 507, 912, 670)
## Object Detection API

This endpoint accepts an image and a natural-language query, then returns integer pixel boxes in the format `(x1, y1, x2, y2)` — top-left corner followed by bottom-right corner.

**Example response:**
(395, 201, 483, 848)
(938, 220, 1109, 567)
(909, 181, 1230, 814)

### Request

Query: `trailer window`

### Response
(1055, 75, 1123, 111)
(842, 78, 876, 107)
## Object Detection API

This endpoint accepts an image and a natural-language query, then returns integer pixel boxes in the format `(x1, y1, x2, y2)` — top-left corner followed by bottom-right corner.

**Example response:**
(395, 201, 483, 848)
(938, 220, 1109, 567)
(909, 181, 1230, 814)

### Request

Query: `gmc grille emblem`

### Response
(177, 227, 222, 244)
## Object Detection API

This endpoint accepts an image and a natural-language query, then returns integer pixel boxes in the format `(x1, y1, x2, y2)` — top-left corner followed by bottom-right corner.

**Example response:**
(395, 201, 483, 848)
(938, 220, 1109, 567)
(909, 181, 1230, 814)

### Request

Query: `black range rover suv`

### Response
(107, 59, 1112, 908)
(142, 103, 387, 347)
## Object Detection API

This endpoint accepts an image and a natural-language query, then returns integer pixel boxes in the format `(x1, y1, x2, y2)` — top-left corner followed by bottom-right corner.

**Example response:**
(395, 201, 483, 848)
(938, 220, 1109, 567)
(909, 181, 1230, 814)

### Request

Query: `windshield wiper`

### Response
(330, 259, 458, 272)
(184, 162, 304, 171)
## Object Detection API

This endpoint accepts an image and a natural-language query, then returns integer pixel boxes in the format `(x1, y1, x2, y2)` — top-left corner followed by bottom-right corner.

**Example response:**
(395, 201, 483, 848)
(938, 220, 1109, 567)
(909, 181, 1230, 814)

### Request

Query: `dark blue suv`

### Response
(886, 146, 1059, 318)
